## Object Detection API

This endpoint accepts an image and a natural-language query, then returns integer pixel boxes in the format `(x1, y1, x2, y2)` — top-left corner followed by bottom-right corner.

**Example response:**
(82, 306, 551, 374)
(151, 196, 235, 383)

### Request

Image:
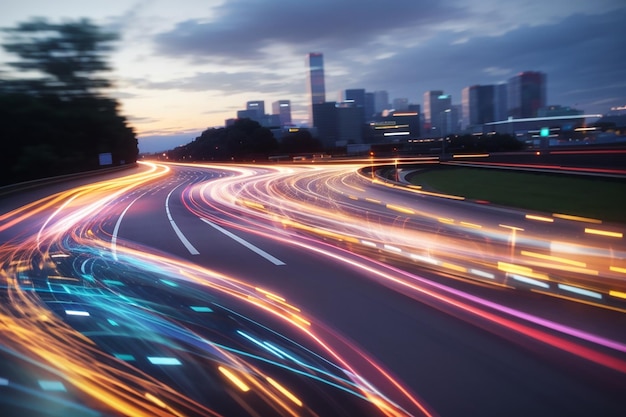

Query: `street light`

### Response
(394, 159, 399, 182)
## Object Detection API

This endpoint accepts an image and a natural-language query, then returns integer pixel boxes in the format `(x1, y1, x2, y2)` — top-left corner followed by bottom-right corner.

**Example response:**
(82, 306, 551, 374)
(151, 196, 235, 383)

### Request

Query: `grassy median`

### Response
(409, 166, 626, 224)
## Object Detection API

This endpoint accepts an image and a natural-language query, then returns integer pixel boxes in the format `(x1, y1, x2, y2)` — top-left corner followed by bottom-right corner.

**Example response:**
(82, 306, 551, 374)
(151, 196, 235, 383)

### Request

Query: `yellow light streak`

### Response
(525, 214, 554, 223)
(258, 290, 302, 312)
(218, 366, 250, 392)
(520, 250, 586, 268)
(553, 213, 602, 224)
(610, 266, 626, 274)
(266, 377, 303, 407)
(460, 221, 482, 229)
(609, 290, 626, 300)
(47, 275, 80, 281)
(386, 204, 415, 214)
(498, 262, 549, 280)
(440, 262, 467, 273)
(255, 287, 285, 301)
(414, 189, 465, 200)
(290, 313, 311, 327)
(498, 262, 533, 275)
(437, 217, 454, 225)
(584, 228, 623, 238)
(241, 199, 265, 210)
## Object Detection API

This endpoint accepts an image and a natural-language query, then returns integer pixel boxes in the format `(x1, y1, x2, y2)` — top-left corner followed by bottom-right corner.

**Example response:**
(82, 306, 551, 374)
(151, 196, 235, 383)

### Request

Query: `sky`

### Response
(2, 0, 625, 153)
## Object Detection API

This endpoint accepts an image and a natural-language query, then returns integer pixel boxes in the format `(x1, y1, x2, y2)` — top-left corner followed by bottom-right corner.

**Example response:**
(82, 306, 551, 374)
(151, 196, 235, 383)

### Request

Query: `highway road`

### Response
(1, 160, 625, 416)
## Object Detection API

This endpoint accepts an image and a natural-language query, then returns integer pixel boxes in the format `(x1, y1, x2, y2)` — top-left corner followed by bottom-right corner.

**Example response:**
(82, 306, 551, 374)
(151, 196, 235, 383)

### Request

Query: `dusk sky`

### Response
(2, 1, 625, 153)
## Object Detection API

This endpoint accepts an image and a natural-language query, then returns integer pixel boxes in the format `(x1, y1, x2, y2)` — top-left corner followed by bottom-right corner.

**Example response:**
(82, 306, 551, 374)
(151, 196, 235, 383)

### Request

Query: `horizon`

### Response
(2, 1, 625, 153)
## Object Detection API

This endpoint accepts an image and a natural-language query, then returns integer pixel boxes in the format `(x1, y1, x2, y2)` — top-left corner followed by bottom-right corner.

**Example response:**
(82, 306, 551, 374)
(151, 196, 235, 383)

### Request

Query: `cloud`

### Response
(145, 1, 625, 120)
(329, 8, 626, 113)
(125, 70, 300, 96)
(153, 0, 466, 62)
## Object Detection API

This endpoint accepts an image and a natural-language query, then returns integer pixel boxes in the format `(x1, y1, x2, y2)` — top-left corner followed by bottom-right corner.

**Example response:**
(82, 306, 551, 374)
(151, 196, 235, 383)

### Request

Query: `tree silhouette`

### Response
(2, 18, 117, 98)
(0, 18, 137, 185)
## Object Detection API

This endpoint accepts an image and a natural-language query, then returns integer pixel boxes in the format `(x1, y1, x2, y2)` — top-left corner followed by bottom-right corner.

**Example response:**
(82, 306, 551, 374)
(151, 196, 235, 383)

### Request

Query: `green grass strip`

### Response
(410, 167, 626, 223)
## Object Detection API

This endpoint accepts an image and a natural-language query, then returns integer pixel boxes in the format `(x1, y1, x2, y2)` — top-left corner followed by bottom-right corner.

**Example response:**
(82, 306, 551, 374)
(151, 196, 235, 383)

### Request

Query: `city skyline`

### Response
(1, 1, 625, 152)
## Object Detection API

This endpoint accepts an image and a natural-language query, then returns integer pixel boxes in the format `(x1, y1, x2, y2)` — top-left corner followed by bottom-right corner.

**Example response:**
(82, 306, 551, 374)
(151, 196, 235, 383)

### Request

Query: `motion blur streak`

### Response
(0, 161, 431, 416)
(177, 161, 626, 373)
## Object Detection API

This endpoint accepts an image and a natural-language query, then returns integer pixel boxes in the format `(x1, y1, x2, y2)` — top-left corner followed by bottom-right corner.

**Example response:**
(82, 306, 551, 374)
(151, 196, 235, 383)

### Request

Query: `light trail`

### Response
(2, 159, 625, 416)
(0, 161, 431, 416)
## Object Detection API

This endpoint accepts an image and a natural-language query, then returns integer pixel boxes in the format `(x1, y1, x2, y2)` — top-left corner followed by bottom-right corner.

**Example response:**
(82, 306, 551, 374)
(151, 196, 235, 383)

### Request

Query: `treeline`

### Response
(0, 18, 137, 186)
(167, 119, 323, 161)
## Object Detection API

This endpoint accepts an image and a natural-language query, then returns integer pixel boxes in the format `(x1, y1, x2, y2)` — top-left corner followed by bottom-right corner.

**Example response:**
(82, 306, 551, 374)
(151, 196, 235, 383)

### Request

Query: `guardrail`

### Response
(0, 163, 138, 197)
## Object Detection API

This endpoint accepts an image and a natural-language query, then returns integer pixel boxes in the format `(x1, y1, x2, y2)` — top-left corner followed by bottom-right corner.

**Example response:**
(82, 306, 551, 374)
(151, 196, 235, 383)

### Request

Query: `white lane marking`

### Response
(166, 185, 200, 255)
(112, 192, 146, 260)
(200, 218, 286, 265)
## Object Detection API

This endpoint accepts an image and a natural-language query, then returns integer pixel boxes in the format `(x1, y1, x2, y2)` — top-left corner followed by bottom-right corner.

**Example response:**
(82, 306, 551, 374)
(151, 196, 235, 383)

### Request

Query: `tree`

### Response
(279, 130, 323, 154)
(167, 119, 277, 161)
(0, 18, 137, 185)
(2, 18, 117, 98)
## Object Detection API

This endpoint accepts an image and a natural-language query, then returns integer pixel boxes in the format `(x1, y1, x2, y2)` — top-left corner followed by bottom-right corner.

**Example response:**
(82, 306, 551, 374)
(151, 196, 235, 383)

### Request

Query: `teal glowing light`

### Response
(39, 380, 67, 391)
(147, 357, 182, 365)
(114, 353, 136, 361)
(190, 306, 213, 312)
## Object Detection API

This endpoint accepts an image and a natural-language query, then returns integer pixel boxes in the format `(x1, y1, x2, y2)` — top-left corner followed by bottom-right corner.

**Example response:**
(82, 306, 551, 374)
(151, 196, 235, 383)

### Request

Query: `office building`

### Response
(307, 53, 326, 126)
(246, 100, 265, 121)
(272, 100, 292, 126)
(507, 71, 546, 118)
(312, 102, 338, 147)
(237, 109, 259, 121)
(374, 90, 390, 114)
(336, 102, 365, 145)
(462, 85, 496, 128)
(494, 83, 508, 122)
(341, 89, 367, 124)
(424, 91, 452, 136)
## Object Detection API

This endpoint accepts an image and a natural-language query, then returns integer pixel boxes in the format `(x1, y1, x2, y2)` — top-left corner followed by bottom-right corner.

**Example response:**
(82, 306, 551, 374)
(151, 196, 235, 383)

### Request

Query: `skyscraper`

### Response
(462, 85, 495, 128)
(272, 100, 292, 126)
(246, 100, 265, 121)
(424, 91, 452, 136)
(307, 53, 326, 126)
(494, 83, 508, 122)
(507, 71, 546, 118)
(341, 88, 367, 124)
(341, 89, 366, 108)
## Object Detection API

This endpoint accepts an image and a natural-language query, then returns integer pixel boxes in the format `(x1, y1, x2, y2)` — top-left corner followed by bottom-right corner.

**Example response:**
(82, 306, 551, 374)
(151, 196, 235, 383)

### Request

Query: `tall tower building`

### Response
(494, 83, 508, 122)
(246, 100, 265, 121)
(424, 91, 451, 136)
(423, 91, 444, 123)
(507, 71, 546, 118)
(307, 53, 326, 126)
(272, 100, 292, 126)
(462, 85, 495, 128)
